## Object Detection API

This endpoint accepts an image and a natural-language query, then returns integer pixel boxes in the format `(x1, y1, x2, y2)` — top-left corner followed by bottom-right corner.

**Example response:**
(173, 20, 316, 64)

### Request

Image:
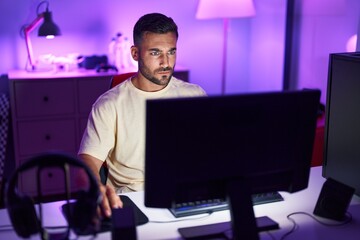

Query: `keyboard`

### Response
(169, 191, 284, 218)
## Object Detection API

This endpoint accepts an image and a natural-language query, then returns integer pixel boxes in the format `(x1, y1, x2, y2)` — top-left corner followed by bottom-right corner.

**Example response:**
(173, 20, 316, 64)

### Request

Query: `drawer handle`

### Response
(43, 96, 49, 102)
(48, 172, 53, 178)
(45, 134, 51, 140)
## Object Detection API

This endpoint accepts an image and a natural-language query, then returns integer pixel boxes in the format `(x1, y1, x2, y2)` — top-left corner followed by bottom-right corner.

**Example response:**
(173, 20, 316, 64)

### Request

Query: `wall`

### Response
(295, 0, 360, 104)
(0, 0, 286, 96)
(0, 0, 359, 100)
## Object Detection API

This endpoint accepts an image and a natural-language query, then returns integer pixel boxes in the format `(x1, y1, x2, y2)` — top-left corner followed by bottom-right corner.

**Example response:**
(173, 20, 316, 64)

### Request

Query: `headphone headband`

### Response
(6, 152, 99, 200)
(5, 152, 101, 238)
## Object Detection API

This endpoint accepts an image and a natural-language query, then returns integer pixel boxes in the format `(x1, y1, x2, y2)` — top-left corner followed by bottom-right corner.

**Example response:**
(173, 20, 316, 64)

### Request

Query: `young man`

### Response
(78, 13, 206, 216)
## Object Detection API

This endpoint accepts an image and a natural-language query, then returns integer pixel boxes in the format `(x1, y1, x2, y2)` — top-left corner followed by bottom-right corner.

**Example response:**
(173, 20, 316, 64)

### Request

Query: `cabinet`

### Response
(8, 70, 113, 197)
(8, 69, 189, 198)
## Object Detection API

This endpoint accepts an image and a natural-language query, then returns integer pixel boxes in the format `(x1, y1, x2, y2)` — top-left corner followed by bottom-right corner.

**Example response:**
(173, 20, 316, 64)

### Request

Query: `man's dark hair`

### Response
(133, 13, 178, 46)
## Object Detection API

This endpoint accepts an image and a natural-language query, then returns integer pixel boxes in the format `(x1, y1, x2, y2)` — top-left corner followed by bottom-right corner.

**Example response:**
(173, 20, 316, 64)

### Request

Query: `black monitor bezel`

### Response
(323, 52, 360, 196)
(144, 90, 320, 239)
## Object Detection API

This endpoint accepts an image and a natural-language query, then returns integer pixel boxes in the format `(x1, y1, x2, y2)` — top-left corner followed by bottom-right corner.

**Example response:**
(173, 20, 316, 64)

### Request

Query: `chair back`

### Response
(110, 72, 136, 88)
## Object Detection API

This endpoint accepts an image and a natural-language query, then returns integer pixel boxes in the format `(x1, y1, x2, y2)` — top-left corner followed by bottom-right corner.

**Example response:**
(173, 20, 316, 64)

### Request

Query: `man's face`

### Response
(132, 32, 177, 86)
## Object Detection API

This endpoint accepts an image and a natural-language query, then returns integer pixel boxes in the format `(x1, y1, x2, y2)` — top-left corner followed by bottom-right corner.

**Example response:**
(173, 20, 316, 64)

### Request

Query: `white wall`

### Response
(0, 0, 359, 100)
(0, 0, 287, 96)
(296, 0, 360, 104)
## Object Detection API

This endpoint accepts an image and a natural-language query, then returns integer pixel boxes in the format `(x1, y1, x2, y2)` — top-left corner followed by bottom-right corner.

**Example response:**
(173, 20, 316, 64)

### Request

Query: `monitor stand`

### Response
(178, 216, 279, 239)
(178, 180, 279, 240)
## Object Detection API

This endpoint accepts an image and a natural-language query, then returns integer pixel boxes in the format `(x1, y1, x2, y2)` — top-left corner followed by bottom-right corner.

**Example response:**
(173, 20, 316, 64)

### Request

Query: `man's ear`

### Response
(131, 46, 139, 61)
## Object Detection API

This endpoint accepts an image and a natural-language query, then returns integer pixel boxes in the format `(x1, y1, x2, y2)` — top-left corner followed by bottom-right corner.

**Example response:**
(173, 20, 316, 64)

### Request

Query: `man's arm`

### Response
(79, 154, 123, 217)
(79, 153, 103, 182)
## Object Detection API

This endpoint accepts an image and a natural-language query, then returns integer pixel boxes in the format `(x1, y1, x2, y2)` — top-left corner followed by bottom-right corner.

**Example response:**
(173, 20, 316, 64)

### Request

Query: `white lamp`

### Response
(196, 0, 256, 94)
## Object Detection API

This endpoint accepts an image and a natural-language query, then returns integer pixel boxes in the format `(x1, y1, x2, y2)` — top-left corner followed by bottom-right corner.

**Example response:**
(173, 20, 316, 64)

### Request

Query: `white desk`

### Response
(1, 166, 360, 239)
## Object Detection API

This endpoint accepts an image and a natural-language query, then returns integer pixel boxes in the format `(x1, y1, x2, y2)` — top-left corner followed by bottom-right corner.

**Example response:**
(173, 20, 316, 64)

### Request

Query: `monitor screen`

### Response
(144, 89, 320, 239)
(323, 52, 360, 196)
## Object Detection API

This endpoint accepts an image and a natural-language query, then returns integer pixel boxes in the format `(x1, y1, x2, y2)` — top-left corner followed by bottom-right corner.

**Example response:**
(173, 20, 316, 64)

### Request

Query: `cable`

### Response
(0, 224, 79, 240)
(0, 224, 13, 232)
(279, 214, 299, 240)
(36, 1, 49, 15)
(148, 211, 213, 223)
(279, 211, 353, 240)
(265, 231, 278, 240)
(289, 211, 352, 227)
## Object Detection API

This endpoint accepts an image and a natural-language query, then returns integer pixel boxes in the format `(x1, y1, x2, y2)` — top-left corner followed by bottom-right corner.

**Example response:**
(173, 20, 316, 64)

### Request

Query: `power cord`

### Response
(0, 224, 13, 232)
(0, 224, 80, 240)
(149, 211, 213, 223)
(279, 211, 353, 240)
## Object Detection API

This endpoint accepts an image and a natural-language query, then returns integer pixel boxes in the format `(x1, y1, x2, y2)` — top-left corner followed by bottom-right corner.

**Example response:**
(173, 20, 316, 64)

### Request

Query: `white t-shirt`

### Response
(78, 76, 207, 193)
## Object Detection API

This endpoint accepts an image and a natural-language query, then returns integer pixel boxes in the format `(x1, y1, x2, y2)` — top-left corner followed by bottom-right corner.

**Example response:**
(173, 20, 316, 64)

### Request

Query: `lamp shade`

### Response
(196, 0, 256, 19)
(38, 11, 61, 37)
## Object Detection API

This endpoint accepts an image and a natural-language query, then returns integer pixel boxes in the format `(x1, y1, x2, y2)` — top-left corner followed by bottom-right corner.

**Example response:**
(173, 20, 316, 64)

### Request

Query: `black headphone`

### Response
(5, 152, 101, 239)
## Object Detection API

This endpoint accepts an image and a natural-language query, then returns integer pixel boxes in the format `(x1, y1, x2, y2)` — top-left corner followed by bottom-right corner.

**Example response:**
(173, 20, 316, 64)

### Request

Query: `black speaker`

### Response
(5, 152, 101, 238)
(313, 178, 354, 221)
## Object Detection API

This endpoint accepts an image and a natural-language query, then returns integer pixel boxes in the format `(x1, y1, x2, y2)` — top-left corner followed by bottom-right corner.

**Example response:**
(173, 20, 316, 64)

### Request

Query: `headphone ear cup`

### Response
(7, 194, 40, 238)
(71, 190, 100, 235)
(5, 153, 101, 237)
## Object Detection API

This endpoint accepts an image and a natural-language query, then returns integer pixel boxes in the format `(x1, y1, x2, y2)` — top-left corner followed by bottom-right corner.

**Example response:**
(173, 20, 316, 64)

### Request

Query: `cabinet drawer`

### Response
(79, 117, 88, 137)
(19, 166, 83, 196)
(17, 119, 76, 156)
(77, 117, 89, 149)
(20, 167, 67, 195)
(78, 77, 111, 114)
(13, 80, 75, 117)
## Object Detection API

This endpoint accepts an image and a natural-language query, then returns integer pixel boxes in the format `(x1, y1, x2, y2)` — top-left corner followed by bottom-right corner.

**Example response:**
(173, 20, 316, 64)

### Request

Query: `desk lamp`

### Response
(23, 0, 61, 71)
(196, 0, 255, 94)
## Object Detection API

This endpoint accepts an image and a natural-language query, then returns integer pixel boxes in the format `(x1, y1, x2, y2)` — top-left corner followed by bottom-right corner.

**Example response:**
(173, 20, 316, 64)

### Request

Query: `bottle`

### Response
(108, 37, 116, 66)
(121, 37, 131, 70)
(114, 32, 124, 72)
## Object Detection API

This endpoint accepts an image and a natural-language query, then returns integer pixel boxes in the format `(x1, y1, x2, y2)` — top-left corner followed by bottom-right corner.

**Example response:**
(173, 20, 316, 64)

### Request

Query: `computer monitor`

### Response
(144, 90, 320, 240)
(323, 52, 360, 196)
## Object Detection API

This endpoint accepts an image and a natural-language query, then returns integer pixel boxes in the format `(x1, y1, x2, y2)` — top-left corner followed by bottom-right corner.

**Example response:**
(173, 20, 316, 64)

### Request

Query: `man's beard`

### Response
(138, 58, 174, 86)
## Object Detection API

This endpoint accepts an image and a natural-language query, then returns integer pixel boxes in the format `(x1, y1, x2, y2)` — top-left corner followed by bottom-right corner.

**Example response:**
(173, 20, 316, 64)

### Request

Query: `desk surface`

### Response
(1, 166, 360, 239)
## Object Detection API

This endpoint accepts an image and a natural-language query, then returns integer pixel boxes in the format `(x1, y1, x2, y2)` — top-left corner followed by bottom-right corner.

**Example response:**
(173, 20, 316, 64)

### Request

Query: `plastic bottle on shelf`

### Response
(121, 37, 130, 70)
(108, 37, 116, 66)
(114, 32, 124, 72)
